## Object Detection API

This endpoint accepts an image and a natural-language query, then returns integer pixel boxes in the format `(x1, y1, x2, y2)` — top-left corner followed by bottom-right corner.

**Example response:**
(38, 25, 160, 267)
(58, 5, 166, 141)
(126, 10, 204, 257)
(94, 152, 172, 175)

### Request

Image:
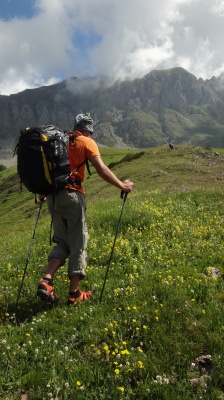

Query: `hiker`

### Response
(37, 113, 134, 305)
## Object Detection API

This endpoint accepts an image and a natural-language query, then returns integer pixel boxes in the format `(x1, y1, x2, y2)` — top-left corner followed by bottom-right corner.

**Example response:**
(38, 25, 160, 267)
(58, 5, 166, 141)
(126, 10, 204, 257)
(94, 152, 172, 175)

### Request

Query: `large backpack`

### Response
(16, 125, 71, 195)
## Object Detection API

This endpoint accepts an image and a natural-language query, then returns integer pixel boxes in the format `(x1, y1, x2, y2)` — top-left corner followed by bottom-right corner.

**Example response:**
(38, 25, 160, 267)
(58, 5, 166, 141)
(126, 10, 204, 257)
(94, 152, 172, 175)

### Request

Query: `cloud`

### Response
(0, 0, 224, 95)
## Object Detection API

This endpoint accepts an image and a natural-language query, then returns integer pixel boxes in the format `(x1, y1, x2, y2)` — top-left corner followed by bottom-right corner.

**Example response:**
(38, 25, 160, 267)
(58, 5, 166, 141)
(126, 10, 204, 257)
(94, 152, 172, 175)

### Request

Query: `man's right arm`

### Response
(89, 155, 134, 193)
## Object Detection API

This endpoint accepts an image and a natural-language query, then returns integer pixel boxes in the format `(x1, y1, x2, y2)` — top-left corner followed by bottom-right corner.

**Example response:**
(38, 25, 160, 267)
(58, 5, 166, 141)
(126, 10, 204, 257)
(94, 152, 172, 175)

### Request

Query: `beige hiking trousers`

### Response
(47, 189, 88, 279)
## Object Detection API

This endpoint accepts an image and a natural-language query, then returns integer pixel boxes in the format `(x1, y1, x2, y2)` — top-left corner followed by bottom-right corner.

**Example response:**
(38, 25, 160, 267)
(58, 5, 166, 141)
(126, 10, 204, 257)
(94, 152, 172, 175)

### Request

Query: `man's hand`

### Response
(120, 179, 134, 193)
(38, 194, 47, 202)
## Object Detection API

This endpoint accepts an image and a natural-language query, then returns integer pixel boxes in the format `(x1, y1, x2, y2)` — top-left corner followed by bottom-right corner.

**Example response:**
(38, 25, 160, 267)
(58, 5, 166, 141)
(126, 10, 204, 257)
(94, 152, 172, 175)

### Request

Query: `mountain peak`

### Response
(1, 68, 224, 153)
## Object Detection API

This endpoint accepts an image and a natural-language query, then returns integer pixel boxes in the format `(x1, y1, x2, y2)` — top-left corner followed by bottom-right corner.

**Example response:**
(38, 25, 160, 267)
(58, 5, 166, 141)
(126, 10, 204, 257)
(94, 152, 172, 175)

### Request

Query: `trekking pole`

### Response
(15, 199, 44, 310)
(99, 191, 128, 304)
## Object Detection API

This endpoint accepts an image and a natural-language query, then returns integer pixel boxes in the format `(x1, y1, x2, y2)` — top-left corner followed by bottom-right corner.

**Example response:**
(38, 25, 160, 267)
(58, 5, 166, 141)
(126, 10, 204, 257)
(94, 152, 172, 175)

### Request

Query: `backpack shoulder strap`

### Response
(86, 160, 91, 176)
(69, 132, 92, 176)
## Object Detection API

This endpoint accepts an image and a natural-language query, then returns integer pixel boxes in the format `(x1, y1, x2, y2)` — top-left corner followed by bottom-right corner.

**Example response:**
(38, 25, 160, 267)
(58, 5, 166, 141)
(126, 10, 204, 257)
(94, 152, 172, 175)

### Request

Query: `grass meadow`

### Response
(0, 145, 224, 399)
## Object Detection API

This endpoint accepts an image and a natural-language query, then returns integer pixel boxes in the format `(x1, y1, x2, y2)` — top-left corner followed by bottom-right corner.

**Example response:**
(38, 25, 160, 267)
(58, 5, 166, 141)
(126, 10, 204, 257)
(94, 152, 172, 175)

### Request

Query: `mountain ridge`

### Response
(1, 67, 224, 157)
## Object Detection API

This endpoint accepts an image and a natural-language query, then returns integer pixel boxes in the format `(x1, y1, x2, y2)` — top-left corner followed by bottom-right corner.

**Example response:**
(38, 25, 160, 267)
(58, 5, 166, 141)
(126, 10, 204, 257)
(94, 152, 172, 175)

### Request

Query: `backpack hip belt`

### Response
(67, 175, 82, 187)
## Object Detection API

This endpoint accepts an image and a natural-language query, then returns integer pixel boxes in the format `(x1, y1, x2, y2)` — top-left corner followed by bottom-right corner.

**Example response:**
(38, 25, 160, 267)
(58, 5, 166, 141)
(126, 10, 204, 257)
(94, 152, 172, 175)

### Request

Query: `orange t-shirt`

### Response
(67, 134, 101, 194)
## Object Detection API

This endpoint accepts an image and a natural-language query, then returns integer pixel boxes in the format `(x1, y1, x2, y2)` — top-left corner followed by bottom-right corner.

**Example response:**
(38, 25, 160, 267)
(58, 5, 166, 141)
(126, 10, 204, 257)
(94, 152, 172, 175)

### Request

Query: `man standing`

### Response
(37, 113, 134, 305)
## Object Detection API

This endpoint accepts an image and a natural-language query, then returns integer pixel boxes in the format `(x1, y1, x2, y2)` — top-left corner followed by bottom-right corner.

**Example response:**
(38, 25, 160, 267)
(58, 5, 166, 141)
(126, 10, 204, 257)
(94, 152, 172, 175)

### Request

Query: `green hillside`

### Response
(0, 145, 224, 399)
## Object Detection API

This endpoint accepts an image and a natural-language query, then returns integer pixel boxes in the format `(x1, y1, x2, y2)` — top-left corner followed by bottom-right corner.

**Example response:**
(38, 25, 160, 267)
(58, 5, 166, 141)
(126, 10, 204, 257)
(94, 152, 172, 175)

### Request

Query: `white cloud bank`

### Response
(0, 0, 224, 95)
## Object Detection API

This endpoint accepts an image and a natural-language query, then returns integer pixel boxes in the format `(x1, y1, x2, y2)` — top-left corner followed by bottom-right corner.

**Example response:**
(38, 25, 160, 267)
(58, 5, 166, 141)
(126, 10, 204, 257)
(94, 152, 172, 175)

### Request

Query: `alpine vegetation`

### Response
(0, 145, 224, 400)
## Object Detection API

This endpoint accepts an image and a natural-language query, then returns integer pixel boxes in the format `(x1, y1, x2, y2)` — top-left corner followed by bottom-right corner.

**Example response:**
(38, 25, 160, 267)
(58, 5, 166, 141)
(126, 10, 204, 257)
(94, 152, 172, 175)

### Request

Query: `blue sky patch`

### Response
(72, 30, 102, 51)
(0, 0, 37, 20)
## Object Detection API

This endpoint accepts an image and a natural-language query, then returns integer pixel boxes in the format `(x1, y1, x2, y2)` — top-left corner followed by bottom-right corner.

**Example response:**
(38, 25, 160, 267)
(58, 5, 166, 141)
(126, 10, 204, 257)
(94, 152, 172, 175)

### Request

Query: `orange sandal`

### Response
(37, 279, 59, 304)
(67, 288, 92, 305)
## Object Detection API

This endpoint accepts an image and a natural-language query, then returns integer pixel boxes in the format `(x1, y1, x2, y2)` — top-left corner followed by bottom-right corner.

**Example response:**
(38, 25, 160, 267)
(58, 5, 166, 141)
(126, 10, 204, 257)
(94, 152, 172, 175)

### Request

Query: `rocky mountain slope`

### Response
(1, 67, 224, 154)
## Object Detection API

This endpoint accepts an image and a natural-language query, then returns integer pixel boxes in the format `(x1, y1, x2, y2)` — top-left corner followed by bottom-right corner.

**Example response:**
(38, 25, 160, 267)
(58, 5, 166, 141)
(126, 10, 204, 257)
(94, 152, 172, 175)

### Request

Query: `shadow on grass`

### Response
(0, 297, 59, 325)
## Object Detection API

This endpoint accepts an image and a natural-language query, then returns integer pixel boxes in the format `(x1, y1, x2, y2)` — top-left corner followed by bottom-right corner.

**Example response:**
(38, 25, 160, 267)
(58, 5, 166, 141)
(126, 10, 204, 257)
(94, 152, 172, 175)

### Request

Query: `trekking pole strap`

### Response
(120, 191, 128, 201)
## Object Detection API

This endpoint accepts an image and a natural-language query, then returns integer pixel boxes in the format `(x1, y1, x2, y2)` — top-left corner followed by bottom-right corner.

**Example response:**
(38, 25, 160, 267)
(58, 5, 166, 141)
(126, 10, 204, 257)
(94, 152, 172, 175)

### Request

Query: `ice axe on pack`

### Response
(99, 191, 128, 303)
